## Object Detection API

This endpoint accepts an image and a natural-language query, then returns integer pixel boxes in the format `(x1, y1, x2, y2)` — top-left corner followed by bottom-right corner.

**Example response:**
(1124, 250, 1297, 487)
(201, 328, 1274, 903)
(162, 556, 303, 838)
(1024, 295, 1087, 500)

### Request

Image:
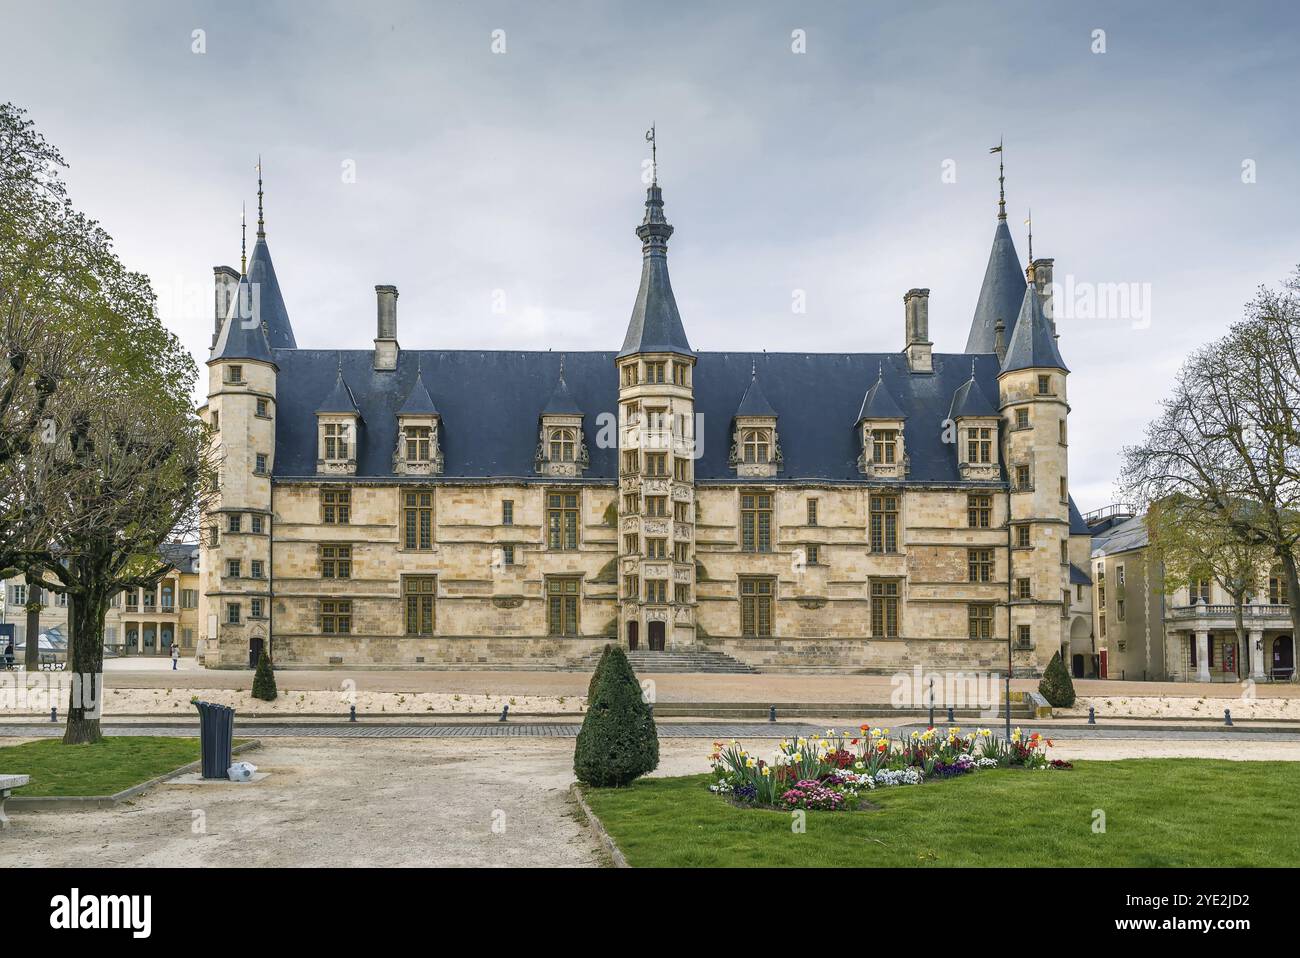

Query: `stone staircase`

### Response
(572, 648, 758, 674)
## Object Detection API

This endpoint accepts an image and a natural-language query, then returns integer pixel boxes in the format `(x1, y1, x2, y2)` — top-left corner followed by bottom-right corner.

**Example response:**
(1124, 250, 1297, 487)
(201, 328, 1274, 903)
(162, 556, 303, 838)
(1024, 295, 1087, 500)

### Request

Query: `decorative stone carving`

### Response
(491, 596, 524, 609)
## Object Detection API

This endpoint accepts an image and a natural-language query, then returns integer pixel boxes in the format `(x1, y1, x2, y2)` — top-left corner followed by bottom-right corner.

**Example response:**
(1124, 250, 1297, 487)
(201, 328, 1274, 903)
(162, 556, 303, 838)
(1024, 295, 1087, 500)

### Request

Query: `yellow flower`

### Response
(792, 753, 802, 762)
(746, 758, 756, 768)
(761, 766, 771, 777)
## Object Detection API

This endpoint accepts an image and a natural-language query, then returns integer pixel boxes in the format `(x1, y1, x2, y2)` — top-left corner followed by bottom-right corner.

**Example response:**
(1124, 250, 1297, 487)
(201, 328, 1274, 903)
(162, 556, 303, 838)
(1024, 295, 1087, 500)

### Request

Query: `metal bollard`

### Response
(768, 705, 776, 723)
(1224, 709, 1233, 726)
(50, 707, 57, 723)
(1088, 706, 1096, 726)
(928, 704, 934, 728)
(349, 705, 356, 723)
(947, 706, 955, 724)
(499, 704, 509, 722)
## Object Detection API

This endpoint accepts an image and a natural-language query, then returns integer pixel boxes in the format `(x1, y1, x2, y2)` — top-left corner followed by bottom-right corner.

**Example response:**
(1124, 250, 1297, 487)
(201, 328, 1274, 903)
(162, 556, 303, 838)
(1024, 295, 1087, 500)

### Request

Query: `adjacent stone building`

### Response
(197, 166, 1092, 672)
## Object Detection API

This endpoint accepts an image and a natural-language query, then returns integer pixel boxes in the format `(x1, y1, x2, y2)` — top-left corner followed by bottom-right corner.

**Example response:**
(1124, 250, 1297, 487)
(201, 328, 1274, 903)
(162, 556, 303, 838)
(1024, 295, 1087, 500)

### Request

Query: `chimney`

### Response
(1032, 258, 1055, 335)
(212, 266, 239, 348)
(994, 318, 1007, 361)
(903, 288, 932, 373)
(374, 284, 400, 371)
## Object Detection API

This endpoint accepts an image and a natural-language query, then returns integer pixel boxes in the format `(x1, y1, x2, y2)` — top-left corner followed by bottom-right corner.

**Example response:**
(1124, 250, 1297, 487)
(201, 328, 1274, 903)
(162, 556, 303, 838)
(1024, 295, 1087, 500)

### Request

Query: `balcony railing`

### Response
(1168, 603, 1290, 621)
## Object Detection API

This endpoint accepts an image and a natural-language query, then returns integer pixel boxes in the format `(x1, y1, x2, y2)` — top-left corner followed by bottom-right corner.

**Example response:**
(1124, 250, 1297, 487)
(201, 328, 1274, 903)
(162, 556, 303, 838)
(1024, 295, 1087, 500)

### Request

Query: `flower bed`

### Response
(709, 726, 1067, 812)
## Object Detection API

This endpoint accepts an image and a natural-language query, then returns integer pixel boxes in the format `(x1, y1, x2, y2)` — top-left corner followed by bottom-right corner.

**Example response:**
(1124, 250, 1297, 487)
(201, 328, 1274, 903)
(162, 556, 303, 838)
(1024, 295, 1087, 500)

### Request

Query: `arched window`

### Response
(549, 428, 576, 462)
(742, 429, 770, 464)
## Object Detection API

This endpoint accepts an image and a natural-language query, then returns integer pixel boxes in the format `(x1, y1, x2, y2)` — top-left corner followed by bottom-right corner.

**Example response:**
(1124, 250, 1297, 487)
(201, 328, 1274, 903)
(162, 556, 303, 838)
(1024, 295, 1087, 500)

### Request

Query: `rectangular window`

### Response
(226, 602, 241, 624)
(1015, 407, 1030, 429)
(255, 453, 268, 475)
(322, 489, 351, 524)
(740, 578, 773, 637)
(251, 559, 264, 579)
(968, 494, 992, 528)
(226, 365, 243, 384)
(869, 495, 898, 554)
(321, 599, 352, 635)
(673, 501, 690, 522)
(807, 498, 818, 526)
(645, 496, 667, 517)
(740, 493, 773, 553)
(181, 589, 198, 609)
(1060, 477, 1068, 502)
(211, 410, 219, 431)
(646, 362, 666, 384)
(968, 604, 994, 639)
(646, 579, 667, 604)
(1270, 574, 1289, 605)
(11, 585, 26, 605)
(1037, 374, 1050, 395)
(502, 499, 514, 525)
(126, 590, 139, 612)
(547, 492, 579, 550)
(621, 450, 639, 475)
(1015, 524, 1031, 548)
(624, 533, 640, 555)
(1016, 624, 1032, 648)
(1060, 541, 1068, 564)
(674, 583, 690, 604)
(1117, 598, 1126, 622)
(806, 544, 820, 565)
(673, 362, 688, 386)
(256, 397, 269, 418)
(622, 493, 639, 515)
(674, 457, 690, 481)
(646, 538, 667, 559)
(1016, 577, 1031, 599)
(623, 575, 639, 600)
(404, 576, 435, 635)
(251, 515, 264, 534)
(405, 425, 433, 462)
(1015, 464, 1031, 489)
(226, 559, 240, 578)
(403, 491, 434, 550)
(323, 423, 349, 460)
(871, 429, 897, 464)
(871, 580, 900, 637)
(645, 453, 667, 476)
(320, 544, 351, 579)
(227, 513, 242, 533)
(547, 577, 580, 636)
(501, 544, 515, 566)
(968, 549, 993, 583)
(250, 597, 264, 619)
(1063, 590, 1072, 618)
(674, 541, 689, 563)
(966, 427, 992, 464)
(1117, 564, 1126, 586)
(1059, 419, 1067, 444)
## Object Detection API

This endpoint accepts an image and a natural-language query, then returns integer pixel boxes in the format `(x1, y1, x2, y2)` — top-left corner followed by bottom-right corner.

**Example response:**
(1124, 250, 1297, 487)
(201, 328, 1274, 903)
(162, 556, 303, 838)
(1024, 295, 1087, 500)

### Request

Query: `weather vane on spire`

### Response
(989, 140, 1005, 221)
(1025, 208, 1035, 279)
(240, 202, 247, 274)
(256, 155, 265, 239)
(645, 123, 657, 185)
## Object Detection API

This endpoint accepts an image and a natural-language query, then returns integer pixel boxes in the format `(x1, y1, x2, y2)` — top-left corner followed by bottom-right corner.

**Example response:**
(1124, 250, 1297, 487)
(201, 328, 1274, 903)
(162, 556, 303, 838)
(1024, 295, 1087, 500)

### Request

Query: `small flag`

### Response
(989, 144, 1002, 153)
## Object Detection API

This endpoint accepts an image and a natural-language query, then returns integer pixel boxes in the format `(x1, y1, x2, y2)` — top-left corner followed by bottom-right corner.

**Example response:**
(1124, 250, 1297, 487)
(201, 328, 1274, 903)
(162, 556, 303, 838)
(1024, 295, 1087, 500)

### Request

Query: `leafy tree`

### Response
(1038, 650, 1076, 707)
(251, 651, 278, 701)
(574, 644, 659, 787)
(1, 103, 214, 743)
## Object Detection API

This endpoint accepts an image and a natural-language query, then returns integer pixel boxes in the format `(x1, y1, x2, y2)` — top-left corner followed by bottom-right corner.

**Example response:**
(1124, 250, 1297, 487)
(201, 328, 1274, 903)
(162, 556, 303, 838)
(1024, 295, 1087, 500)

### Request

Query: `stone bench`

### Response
(0, 774, 30, 829)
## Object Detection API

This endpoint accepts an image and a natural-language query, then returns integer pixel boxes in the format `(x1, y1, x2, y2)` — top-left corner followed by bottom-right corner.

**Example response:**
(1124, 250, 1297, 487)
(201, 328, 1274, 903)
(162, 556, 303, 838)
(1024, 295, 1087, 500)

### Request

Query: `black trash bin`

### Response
(194, 700, 235, 779)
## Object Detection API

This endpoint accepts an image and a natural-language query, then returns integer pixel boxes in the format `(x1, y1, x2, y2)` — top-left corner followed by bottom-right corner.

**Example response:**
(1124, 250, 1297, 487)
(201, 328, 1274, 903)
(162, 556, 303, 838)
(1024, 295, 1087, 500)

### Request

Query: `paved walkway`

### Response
(89, 662, 1300, 701)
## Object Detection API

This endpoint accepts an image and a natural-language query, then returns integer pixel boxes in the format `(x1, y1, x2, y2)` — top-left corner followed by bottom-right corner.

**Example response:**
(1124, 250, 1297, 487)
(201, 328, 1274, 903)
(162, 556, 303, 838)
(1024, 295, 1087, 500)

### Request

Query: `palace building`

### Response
(197, 162, 1094, 673)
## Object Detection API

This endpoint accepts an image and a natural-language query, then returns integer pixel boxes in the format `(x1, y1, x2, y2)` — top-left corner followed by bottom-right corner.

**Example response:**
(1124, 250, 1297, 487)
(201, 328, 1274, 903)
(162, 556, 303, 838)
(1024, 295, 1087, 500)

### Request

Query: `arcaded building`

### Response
(197, 167, 1092, 672)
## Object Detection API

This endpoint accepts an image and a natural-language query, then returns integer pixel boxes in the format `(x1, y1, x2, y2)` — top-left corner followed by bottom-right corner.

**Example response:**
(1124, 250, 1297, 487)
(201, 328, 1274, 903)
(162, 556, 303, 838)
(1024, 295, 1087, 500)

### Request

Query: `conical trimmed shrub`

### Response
(1038, 650, 1076, 707)
(251, 651, 278, 701)
(574, 644, 659, 787)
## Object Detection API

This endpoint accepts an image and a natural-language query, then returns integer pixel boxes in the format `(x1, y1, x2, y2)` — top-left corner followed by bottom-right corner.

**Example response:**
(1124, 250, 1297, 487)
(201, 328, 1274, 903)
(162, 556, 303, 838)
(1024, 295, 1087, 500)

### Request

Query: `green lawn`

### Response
(0, 737, 206, 796)
(582, 761, 1300, 867)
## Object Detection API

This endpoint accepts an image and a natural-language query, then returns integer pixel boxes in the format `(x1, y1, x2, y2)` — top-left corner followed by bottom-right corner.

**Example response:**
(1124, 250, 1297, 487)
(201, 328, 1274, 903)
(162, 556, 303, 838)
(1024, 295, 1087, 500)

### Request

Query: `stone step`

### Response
(573, 648, 759, 674)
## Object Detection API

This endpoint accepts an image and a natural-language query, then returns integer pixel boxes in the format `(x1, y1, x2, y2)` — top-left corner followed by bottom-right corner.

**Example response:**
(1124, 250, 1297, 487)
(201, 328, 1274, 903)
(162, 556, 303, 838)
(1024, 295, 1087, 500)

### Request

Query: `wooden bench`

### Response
(0, 774, 30, 829)
(39, 654, 65, 672)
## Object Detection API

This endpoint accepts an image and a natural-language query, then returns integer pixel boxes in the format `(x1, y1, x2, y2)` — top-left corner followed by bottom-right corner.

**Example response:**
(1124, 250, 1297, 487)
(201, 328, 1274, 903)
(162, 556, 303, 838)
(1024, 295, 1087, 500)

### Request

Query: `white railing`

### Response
(1168, 603, 1290, 620)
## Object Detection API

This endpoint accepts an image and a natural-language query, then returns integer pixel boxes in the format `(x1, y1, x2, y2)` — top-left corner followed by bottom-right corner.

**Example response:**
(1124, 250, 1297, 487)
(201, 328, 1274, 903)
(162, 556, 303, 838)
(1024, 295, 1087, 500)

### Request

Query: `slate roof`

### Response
(159, 542, 200, 575)
(1002, 283, 1068, 373)
(398, 369, 440, 416)
(243, 237, 297, 350)
(540, 368, 583, 416)
(856, 367, 908, 423)
(1069, 562, 1093, 586)
(271, 350, 1007, 484)
(618, 184, 693, 358)
(966, 219, 1026, 354)
(1068, 496, 1090, 536)
(734, 371, 776, 418)
(1091, 513, 1149, 557)
(210, 275, 273, 364)
(316, 369, 360, 414)
(948, 370, 999, 419)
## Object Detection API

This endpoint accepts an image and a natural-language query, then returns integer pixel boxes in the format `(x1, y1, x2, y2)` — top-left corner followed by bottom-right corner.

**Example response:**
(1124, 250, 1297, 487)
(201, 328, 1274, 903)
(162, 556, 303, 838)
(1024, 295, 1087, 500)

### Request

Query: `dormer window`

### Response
(855, 367, 907, 478)
(536, 362, 588, 477)
(743, 429, 771, 464)
(871, 429, 898, 465)
(730, 368, 781, 478)
(393, 368, 444, 476)
(324, 423, 349, 461)
(967, 428, 992, 464)
(549, 427, 577, 462)
(316, 370, 361, 476)
(949, 371, 999, 481)
(406, 425, 433, 463)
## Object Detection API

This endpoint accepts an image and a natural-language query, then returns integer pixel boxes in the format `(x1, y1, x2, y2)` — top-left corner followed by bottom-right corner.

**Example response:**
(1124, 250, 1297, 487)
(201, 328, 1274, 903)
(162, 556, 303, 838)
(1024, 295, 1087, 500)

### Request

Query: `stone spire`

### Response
(965, 153, 1026, 356)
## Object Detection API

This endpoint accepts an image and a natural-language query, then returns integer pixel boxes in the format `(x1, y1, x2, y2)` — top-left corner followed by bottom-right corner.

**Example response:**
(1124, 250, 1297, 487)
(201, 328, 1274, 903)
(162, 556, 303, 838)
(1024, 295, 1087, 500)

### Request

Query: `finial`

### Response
(970, 357, 977, 380)
(1025, 208, 1035, 280)
(240, 203, 247, 274)
(336, 352, 343, 376)
(645, 123, 657, 185)
(990, 140, 1005, 221)
(256, 155, 265, 238)
(877, 360, 884, 381)
(559, 353, 566, 380)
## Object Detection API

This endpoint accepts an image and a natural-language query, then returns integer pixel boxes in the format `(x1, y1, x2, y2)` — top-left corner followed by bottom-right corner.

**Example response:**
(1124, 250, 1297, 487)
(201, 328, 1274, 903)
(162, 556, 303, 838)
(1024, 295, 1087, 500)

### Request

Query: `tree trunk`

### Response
(24, 586, 40, 671)
(63, 590, 107, 745)
(1232, 596, 1246, 681)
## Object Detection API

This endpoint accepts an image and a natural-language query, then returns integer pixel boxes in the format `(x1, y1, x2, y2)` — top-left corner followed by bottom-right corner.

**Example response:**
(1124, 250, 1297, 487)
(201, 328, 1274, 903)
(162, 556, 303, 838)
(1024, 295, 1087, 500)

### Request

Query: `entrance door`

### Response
(1273, 635, 1295, 680)
(249, 636, 264, 669)
(627, 621, 639, 651)
(1071, 654, 1085, 678)
(648, 621, 666, 651)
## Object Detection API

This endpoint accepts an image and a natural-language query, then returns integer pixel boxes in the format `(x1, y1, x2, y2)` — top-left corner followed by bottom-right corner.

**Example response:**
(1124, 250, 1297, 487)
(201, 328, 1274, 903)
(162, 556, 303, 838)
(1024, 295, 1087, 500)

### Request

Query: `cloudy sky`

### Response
(4, 0, 1299, 508)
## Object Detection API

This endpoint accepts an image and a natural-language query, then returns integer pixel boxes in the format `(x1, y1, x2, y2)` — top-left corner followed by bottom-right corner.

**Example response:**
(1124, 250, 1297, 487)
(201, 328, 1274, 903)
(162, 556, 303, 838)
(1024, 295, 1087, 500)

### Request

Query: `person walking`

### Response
(171, 642, 179, 671)
(2, 639, 13, 669)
